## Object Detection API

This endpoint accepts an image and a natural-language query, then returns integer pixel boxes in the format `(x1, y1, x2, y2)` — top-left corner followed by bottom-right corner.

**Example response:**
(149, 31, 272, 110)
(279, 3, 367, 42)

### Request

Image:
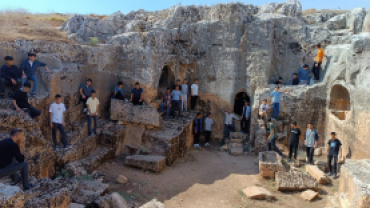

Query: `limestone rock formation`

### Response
(139, 199, 166, 208)
(300, 190, 319, 201)
(0, 183, 24, 208)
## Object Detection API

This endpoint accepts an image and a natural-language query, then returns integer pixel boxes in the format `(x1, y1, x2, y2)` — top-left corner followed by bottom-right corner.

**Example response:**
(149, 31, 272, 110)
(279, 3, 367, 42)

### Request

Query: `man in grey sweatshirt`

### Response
(304, 122, 319, 164)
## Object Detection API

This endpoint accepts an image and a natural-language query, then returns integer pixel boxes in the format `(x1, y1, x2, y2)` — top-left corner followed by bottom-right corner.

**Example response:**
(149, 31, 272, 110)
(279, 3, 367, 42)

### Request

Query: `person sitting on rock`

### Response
(159, 88, 172, 120)
(173, 79, 182, 91)
(274, 77, 283, 86)
(312, 43, 324, 83)
(288, 121, 301, 163)
(49, 94, 71, 151)
(326, 132, 342, 179)
(12, 82, 41, 119)
(113, 81, 124, 100)
(87, 90, 100, 136)
(0, 56, 22, 98)
(79, 79, 94, 112)
(20, 52, 50, 97)
(268, 121, 283, 156)
(171, 85, 182, 120)
(193, 112, 203, 148)
(130, 82, 143, 105)
(304, 122, 319, 164)
(0, 128, 36, 191)
(270, 86, 289, 120)
(292, 73, 300, 85)
(259, 99, 270, 122)
(298, 64, 310, 85)
(224, 108, 239, 141)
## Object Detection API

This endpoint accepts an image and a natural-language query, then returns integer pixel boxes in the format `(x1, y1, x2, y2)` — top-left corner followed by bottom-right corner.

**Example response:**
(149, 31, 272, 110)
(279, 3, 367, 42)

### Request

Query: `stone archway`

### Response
(158, 65, 175, 96)
(233, 92, 250, 116)
(330, 84, 350, 120)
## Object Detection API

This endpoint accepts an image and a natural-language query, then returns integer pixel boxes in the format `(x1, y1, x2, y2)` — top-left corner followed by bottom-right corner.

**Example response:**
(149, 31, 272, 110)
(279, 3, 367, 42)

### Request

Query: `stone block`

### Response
(300, 190, 319, 201)
(71, 181, 109, 204)
(230, 147, 244, 156)
(306, 165, 331, 184)
(139, 199, 166, 208)
(70, 203, 85, 208)
(220, 144, 228, 151)
(242, 186, 275, 200)
(230, 143, 243, 148)
(229, 132, 246, 143)
(0, 183, 24, 208)
(125, 155, 167, 172)
(314, 147, 323, 156)
(258, 151, 285, 179)
(275, 171, 318, 192)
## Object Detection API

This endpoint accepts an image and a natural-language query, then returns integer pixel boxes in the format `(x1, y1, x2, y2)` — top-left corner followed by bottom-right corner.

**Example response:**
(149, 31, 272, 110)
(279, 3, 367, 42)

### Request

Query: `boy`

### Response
(86, 90, 100, 136)
(159, 88, 172, 120)
(259, 99, 270, 122)
(130, 82, 143, 105)
(270, 86, 289, 120)
(204, 113, 214, 147)
(12, 82, 41, 119)
(173, 79, 182, 91)
(49, 94, 70, 151)
(171, 85, 182, 120)
(193, 112, 203, 148)
(0, 56, 22, 98)
(298, 64, 310, 85)
(326, 132, 342, 178)
(181, 79, 188, 111)
(20, 52, 50, 97)
(191, 79, 199, 111)
(224, 108, 239, 139)
(113, 81, 124, 100)
(274, 77, 283, 86)
(288, 121, 301, 163)
(292, 73, 300, 85)
(79, 79, 94, 112)
(268, 121, 283, 156)
(312, 44, 324, 82)
(241, 101, 251, 134)
(304, 123, 319, 164)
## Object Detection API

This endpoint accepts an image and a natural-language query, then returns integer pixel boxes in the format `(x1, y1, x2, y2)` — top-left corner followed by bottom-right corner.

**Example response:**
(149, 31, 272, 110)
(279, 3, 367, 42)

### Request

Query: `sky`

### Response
(0, 0, 369, 15)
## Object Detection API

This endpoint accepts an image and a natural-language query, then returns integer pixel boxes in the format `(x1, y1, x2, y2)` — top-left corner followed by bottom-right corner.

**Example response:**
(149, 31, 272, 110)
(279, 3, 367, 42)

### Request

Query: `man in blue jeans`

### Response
(86, 90, 100, 136)
(171, 85, 182, 120)
(326, 132, 342, 179)
(223, 108, 239, 140)
(49, 94, 71, 151)
(268, 122, 283, 156)
(20, 53, 50, 97)
(159, 88, 172, 120)
(304, 122, 319, 164)
(270, 86, 289, 120)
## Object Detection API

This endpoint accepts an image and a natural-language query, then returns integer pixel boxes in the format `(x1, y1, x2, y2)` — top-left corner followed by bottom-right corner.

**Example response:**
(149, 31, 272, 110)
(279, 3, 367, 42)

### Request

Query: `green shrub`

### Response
(89, 37, 99, 46)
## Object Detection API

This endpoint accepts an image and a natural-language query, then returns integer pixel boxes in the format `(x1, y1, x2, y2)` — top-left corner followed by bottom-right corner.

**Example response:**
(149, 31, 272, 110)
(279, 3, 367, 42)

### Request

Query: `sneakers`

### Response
(83, 108, 87, 112)
(65, 145, 72, 149)
(193, 144, 201, 148)
(54, 145, 59, 151)
(204, 143, 210, 147)
(327, 172, 332, 176)
(24, 184, 36, 191)
(332, 174, 337, 179)
(31, 92, 36, 97)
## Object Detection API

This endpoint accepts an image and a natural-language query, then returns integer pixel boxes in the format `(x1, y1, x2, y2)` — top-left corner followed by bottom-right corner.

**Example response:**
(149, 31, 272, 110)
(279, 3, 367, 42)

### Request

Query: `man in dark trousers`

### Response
(12, 82, 41, 119)
(304, 122, 319, 164)
(193, 112, 203, 148)
(79, 79, 94, 112)
(0, 56, 22, 98)
(288, 121, 301, 163)
(241, 101, 251, 134)
(0, 128, 35, 191)
(312, 44, 324, 83)
(326, 132, 342, 179)
(268, 121, 283, 156)
(130, 82, 143, 105)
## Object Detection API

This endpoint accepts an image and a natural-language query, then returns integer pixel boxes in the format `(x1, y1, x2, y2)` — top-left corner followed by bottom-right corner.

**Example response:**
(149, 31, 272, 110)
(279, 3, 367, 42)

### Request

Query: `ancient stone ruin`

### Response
(0, 0, 370, 207)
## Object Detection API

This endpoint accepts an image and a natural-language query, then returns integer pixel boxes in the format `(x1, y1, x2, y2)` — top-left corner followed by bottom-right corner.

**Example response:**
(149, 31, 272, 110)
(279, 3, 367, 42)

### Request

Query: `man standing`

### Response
(326, 132, 342, 179)
(288, 121, 301, 163)
(171, 85, 182, 120)
(20, 52, 50, 97)
(173, 79, 182, 91)
(268, 121, 283, 156)
(12, 82, 41, 119)
(224, 108, 239, 140)
(304, 122, 319, 164)
(312, 44, 324, 83)
(193, 112, 203, 148)
(181, 79, 188, 111)
(130, 82, 143, 105)
(79, 79, 94, 112)
(49, 94, 70, 151)
(113, 81, 124, 100)
(298, 64, 310, 85)
(241, 101, 251, 134)
(204, 113, 214, 147)
(191, 79, 199, 111)
(87, 90, 100, 136)
(159, 88, 172, 120)
(0, 128, 35, 191)
(270, 86, 289, 120)
(0, 56, 22, 98)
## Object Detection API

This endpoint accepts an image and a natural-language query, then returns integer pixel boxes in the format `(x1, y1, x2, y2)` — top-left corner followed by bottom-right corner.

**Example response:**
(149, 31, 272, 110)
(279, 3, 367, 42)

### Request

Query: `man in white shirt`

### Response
(190, 79, 199, 111)
(86, 90, 100, 136)
(259, 99, 270, 122)
(49, 94, 70, 151)
(224, 108, 239, 139)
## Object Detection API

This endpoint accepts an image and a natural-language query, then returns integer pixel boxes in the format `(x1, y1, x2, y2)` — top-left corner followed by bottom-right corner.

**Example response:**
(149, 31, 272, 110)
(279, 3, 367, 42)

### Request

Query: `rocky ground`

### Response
(99, 146, 338, 208)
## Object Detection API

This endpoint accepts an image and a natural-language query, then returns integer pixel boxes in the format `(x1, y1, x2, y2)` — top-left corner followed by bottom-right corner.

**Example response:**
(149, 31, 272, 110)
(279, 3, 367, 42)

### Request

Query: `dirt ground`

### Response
(99, 146, 339, 208)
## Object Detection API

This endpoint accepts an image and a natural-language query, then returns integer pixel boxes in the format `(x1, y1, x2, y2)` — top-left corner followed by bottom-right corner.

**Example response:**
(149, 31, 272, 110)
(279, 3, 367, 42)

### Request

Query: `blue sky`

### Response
(0, 0, 369, 15)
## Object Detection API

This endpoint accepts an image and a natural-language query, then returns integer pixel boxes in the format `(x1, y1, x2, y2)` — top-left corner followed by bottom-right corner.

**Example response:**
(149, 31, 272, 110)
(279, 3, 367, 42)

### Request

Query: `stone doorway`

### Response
(158, 65, 175, 97)
(233, 92, 250, 116)
(329, 85, 350, 120)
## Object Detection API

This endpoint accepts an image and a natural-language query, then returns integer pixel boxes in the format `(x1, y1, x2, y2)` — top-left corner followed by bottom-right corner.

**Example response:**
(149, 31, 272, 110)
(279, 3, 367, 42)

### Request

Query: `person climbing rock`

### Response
(270, 86, 289, 120)
(268, 121, 283, 156)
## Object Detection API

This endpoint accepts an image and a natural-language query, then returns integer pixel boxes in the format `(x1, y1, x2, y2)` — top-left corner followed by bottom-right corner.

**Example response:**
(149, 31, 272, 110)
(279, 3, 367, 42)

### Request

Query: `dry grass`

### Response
(0, 9, 71, 42)
(302, 8, 348, 16)
(89, 14, 108, 19)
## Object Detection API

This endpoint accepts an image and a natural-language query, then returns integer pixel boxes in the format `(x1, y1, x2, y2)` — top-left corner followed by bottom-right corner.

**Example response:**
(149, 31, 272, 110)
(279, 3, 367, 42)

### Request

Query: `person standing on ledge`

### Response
(49, 94, 71, 151)
(288, 121, 301, 163)
(113, 81, 124, 100)
(159, 88, 172, 121)
(298, 64, 310, 85)
(79, 79, 94, 112)
(312, 44, 324, 83)
(193, 112, 203, 148)
(326, 132, 342, 179)
(270, 86, 289, 120)
(0, 56, 22, 98)
(171, 85, 182, 120)
(12, 82, 41, 119)
(204, 113, 214, 147)
(0, 128, 36, 191)
(274, 77, 283, 86)
(87, 90, 100, 136)
(191, 79, 199, 111)
(292, 73, 300, 85)
(181, 79, 188, 112)
(20, 52, 50, 97)
(304, 122, 319, 164)
(130, 82, 143, 105)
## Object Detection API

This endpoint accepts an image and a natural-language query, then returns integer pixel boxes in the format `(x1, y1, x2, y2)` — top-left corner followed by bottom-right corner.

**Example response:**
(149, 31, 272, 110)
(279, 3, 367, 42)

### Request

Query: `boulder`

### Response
(116, 175, 128, 184)
(363, 9, 370, 32)
(300, 190, 319, 201)
(259, 151, 285, 179)
(242, 186, 275, 200)
(111, 192, 129, 208)
(220, 144, 228, 151)
(139, 199, 166, 208)
(346, 8, 367, 34)
(0, 183, 24, 208)
(305, 165, 331, 184)
(276, 0, 302, 17)
(71, 181, 109, 204)
(275, 171, 318, 191)
(325, 14, 347, 30)
(230, 147, 244, 156)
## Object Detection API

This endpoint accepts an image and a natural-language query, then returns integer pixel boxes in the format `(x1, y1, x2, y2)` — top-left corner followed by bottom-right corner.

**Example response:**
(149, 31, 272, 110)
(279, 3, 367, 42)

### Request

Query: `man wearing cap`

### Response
(0, 56, 22, 98)
(20, 53, 50, 97)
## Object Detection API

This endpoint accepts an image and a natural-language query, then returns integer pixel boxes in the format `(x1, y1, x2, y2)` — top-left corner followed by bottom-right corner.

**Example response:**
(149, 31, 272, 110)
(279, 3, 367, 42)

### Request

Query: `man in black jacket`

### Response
(0, 56, 22, 98)
(0, 128, 35, 191)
